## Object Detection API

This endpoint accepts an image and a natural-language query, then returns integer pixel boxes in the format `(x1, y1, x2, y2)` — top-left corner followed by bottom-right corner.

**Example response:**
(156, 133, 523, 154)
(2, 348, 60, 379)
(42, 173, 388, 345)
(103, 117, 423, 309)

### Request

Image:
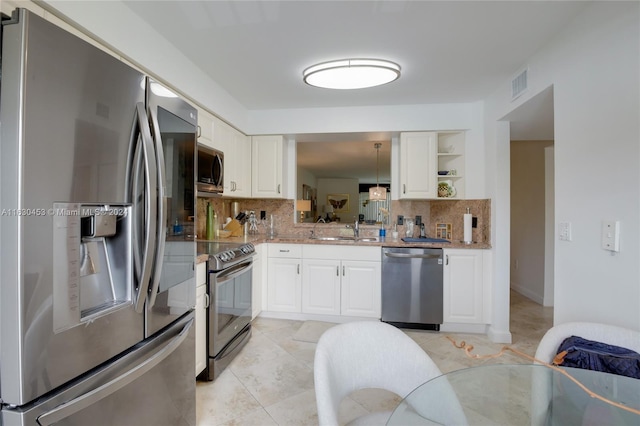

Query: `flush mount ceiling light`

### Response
(303, 59, 401, 90)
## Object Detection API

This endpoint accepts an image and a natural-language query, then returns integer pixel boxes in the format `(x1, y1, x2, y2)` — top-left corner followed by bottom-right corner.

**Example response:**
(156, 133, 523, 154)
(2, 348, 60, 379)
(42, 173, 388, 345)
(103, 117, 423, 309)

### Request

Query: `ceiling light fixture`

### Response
(303, 59, 401, 90)
(369, 143, 387, 201)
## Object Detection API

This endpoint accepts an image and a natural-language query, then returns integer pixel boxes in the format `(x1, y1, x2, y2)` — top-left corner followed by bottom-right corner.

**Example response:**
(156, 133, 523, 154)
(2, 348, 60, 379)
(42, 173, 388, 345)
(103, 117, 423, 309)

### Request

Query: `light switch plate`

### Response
(559, 222, 572, 241)
(601, 220, 620, 252)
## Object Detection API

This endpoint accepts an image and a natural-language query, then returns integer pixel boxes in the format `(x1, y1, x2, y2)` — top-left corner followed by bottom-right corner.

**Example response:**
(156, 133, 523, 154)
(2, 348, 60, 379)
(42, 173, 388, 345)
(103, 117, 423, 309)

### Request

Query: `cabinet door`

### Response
(212, 117, 234, 193)
(399, 132, 437, 199)
(341, 260, 381, 318)
(251, 135, 284, 198)
(195, 263, 207, 377)
(231, 129, 251, 197)
(197, 109, 216, 150)
(443, 249, 483, 323)
(302, 259, 341, 315)
(267, 257, 301, 312)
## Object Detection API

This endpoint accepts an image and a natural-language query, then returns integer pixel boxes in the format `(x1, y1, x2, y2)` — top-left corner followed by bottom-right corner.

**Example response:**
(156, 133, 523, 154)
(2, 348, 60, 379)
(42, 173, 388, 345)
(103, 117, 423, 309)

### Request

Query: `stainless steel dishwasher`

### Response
(381, 247, 443, 330)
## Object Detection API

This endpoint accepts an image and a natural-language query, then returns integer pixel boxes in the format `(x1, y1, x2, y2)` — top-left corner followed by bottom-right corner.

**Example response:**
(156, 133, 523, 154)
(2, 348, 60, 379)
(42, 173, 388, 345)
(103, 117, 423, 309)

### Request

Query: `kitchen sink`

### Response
(309, 236, 380, 242)
(310, 236, 355, 241)
(356, 237, 379, 242)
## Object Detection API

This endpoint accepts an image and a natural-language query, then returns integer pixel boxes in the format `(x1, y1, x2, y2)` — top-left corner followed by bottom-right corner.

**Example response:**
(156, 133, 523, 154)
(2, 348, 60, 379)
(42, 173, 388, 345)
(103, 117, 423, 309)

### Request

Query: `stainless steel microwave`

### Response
(197, 144, 224, 195)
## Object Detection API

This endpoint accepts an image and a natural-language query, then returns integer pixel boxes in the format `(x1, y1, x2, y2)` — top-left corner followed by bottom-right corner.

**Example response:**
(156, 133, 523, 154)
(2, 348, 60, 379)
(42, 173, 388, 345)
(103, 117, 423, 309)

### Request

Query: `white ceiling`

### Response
(123, 0, 587, 111)
(121, 1, 581, 178)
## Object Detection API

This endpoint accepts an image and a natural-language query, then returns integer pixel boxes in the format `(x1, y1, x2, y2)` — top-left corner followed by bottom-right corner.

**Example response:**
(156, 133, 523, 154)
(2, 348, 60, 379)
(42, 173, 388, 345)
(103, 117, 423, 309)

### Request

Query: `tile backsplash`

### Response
(196, 197, 490, 244)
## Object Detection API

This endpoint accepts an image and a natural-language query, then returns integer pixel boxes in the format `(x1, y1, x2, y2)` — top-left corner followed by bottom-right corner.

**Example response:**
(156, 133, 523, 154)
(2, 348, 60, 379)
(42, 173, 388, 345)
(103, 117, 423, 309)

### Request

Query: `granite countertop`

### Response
(196, 234, 490, 262)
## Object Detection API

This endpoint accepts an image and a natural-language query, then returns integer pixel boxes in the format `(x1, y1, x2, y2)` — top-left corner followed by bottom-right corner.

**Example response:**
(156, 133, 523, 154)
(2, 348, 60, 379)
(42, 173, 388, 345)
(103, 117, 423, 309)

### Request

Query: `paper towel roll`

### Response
(463, 213, 472, 243)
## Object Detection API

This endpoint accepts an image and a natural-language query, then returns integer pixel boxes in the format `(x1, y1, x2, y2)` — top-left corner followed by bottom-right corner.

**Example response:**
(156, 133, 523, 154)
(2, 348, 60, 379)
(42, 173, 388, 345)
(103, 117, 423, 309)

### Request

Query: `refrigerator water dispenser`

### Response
(53, 203, 132, 332)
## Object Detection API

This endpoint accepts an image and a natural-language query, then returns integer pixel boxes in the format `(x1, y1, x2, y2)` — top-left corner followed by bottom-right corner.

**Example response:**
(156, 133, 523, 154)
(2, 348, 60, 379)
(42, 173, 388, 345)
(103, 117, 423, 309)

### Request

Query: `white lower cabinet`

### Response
(195, 262, 207, 377)
(340, 260, 381, 318)
(266, 244, 381, 319)
(267, 244, 302, 313)
(443, 248, 484, 324)
(301, 259, 341, 315)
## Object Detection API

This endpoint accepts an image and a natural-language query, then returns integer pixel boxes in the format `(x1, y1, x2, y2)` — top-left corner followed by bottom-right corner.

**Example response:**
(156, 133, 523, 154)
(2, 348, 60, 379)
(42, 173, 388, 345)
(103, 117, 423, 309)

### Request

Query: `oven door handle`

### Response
(212, 260, 253, 283)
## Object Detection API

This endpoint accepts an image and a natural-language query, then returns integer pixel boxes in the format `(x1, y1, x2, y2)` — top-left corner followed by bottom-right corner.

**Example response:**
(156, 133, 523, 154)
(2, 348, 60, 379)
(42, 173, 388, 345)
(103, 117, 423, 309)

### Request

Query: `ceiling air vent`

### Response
(511, 68, 528, 101)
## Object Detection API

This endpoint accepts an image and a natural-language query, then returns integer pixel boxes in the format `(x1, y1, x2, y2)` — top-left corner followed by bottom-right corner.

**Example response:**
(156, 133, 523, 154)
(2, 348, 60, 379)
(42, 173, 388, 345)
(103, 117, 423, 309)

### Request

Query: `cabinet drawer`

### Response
(268, 243, 302, 258)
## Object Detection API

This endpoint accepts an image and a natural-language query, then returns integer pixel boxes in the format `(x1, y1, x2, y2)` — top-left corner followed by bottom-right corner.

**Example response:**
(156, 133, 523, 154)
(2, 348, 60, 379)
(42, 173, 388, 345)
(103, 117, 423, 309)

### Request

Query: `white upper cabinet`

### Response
(212, 116, 251, 197)
(251, 135, 285, 198)
(399, 131, 466, 199)
(196, 108, 216, 150)
(399, 132, 438, 199)
(230, 129, 251, 197)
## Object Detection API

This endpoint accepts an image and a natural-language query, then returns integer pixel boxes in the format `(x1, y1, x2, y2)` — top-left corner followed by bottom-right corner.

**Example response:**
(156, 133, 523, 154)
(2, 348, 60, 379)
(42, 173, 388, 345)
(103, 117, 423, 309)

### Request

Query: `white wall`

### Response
(485, 2, 640, 331)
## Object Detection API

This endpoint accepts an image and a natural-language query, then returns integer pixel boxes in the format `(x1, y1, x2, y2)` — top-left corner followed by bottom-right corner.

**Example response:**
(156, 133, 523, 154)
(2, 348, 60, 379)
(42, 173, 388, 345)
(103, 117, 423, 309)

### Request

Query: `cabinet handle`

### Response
(297, 264, 300, 274)
(336, 266, 339, 276)
(342, 265, 345, 276)
(277, 184, 281, 194)
(403, 184, 406, 194)
(197, 125, 202, 138)
(446, 255, 449, 265)
(204, 293, 210, 309)
(279, 249, 290, 253)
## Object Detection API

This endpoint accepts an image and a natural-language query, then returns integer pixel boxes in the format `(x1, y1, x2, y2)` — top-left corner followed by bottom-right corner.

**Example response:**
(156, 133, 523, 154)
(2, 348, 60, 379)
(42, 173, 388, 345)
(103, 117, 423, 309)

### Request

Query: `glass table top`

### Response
(387, 364, 640, 425)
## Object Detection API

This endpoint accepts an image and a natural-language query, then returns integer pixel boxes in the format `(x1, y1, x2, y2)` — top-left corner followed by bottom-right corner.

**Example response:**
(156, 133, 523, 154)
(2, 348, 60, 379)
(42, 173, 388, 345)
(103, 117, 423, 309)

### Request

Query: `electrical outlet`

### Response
(472, 217, 478, 228)
(397, 215, 404, 225)
(559, 222, 572, 241)
(260, 210, 266, 220)
(415, 215, 422, 225)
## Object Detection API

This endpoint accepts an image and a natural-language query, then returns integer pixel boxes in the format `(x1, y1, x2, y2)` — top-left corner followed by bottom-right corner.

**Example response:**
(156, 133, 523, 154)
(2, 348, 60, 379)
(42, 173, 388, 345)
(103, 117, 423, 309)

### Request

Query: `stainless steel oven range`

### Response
(197, 241, 255, 381)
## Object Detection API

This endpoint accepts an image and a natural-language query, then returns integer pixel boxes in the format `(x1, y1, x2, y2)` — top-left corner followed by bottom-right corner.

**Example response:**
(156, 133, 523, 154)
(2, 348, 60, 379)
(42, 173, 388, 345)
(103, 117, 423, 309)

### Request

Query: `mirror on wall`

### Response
(295, 132, 392, 224)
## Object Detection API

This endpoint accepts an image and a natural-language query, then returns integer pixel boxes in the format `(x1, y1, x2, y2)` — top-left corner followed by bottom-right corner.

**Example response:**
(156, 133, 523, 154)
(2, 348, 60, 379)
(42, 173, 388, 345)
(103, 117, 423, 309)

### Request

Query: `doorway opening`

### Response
(505, 86, 555, 342)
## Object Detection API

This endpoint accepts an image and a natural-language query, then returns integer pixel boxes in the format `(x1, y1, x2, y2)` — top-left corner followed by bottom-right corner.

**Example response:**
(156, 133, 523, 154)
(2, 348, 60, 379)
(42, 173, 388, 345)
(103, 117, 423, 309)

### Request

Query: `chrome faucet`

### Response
(350, 220, 359, 238)
(310, 218, 325, 238)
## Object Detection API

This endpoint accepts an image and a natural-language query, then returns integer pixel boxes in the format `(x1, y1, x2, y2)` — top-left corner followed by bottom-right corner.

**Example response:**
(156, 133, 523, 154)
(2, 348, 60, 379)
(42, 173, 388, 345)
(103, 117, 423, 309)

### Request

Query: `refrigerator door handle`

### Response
(36, 319, 194, 426)
(146, 106, 168, 308)
(126, 102, 159, 313)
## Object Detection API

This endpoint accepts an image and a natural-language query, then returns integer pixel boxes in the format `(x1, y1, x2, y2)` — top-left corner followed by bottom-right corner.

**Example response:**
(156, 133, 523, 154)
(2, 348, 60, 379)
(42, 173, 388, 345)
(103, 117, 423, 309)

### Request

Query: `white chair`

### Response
(531, 321, 640, 425)
(534, 321, 640, 364)
(314, 321, 447, 426)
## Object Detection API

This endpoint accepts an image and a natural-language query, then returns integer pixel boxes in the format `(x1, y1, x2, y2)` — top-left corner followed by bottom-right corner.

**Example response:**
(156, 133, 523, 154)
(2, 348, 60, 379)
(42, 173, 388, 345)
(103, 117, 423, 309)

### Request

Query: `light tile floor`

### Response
(196, 291, 553, 425)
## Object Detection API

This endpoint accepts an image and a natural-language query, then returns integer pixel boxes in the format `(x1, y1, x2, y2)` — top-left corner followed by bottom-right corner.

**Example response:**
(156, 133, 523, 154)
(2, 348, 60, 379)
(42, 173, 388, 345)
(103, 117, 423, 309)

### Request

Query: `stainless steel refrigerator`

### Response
(0, 8, 197, 424)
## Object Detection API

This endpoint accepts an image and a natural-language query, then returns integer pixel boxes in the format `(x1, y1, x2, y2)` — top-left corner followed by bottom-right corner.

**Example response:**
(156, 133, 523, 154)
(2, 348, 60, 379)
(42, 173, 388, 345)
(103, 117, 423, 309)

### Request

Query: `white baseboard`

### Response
(510, 283, 544, 305)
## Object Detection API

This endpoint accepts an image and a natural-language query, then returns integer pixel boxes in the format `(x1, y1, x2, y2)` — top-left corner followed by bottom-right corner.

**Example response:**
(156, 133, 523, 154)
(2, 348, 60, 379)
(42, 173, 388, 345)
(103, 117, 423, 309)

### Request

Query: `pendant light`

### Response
(369, 143, 387, 201)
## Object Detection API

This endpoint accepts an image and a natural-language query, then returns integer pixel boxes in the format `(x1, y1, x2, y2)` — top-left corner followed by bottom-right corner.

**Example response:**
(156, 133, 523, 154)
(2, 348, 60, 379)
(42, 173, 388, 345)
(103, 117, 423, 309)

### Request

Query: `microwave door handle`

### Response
(146, 107, 167, 308)
(36, 319, 193, 426)
(215, 153, 223, 187)
(126, 102, 158, 313)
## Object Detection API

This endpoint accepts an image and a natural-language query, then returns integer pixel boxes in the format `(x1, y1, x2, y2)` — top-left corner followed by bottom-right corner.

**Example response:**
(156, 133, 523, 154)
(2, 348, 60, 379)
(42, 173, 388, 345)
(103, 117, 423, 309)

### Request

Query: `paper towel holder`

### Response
(463, 207, 473, 244)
